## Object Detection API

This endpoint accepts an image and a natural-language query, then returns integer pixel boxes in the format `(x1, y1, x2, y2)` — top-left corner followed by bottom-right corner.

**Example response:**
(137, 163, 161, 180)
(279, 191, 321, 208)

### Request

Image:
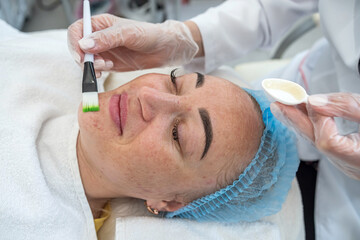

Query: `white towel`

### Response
(0, 20, 97, 240)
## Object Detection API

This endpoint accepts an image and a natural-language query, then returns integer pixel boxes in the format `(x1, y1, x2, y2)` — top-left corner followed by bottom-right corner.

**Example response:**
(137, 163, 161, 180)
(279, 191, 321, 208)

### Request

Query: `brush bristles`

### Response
(82, 92, 99, 112)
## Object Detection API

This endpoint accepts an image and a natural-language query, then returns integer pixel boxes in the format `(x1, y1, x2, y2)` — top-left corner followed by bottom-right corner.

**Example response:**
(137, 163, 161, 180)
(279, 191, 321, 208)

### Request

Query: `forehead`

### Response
(203, 78, 251, 145)
(190, 75, 260, 167)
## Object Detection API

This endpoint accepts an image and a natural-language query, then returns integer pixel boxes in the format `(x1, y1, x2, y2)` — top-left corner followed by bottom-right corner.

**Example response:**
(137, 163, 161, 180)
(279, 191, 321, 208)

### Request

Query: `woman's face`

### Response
(78, 71, 262, 205)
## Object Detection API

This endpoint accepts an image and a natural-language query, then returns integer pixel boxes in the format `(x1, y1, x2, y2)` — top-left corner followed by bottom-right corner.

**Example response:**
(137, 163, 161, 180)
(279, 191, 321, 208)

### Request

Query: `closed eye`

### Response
(172, 119, 180, 142)
(172, 119, 182, 152)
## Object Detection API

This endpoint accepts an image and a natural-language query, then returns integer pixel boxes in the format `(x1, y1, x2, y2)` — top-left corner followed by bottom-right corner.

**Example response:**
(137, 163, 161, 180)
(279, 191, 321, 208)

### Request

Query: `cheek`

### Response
(78, 113, 105, 143)
(124, 138, 181, 183)
(77, 93, 112, 136)
(134, 138, 174, 170)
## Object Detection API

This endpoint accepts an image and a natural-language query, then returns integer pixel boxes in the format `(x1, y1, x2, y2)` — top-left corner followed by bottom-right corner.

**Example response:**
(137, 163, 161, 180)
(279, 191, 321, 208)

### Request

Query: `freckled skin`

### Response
(77, 72, 263, 210)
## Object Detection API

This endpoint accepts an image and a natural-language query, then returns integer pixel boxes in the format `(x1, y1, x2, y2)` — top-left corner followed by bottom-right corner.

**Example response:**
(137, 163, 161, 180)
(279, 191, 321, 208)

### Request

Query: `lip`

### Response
(109, 93, 128, 135)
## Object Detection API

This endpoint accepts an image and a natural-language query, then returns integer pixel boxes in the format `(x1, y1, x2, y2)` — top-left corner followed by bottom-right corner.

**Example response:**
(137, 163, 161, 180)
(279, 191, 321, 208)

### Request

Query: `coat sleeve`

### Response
(186, 0, 318, 73)
(319, 0, 360, 73)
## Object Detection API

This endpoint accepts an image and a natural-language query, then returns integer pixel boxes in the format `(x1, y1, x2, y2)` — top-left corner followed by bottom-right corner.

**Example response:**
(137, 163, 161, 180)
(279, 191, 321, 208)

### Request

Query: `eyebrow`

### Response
(195, 73, 212, 159)
(195, 72, 204, 88)
(199, 108, 213, 160)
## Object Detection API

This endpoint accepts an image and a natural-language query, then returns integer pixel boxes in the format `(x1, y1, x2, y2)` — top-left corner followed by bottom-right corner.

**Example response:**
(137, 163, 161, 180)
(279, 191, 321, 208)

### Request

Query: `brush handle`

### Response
(83, 0, 94, 63)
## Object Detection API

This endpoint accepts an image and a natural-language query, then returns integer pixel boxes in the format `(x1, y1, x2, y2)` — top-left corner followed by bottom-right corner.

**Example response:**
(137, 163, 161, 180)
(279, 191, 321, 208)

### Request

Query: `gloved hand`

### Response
(270, 92, 360, 180)
(67, 14, 199, 74)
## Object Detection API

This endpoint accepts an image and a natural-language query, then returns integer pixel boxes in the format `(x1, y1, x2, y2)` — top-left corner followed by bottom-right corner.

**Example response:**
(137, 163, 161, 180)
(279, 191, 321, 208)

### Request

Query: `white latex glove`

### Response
(67, 14, 198, 74)
(270, 93, 360, 180)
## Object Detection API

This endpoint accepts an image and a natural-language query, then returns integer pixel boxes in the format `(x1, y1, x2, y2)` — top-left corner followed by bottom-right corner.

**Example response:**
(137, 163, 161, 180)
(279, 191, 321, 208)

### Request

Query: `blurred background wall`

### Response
(0, 0, 224, 32)
(0, 0, 322, 64)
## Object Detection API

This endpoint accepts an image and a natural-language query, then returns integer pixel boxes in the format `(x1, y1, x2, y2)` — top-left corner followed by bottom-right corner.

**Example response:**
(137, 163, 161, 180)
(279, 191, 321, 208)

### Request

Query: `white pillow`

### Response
(99, 180, 303, 240)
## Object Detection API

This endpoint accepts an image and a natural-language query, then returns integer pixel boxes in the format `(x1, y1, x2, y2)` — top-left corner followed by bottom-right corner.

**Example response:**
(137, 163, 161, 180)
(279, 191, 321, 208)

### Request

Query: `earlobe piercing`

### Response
(144, 201, 159, 215)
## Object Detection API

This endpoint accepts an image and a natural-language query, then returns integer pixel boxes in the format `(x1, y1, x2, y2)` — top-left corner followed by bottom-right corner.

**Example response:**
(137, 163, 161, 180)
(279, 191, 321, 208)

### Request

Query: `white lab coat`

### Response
(188, 0, 360, 239)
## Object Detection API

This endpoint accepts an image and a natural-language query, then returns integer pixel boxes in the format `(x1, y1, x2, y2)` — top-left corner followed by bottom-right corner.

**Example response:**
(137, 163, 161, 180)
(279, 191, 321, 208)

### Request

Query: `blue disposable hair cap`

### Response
(165, 88, 299, 222)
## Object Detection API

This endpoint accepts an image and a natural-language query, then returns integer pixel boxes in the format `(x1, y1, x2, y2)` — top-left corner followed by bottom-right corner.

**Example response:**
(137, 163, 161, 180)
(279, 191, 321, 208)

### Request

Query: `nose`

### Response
(138, 86, 188, 121)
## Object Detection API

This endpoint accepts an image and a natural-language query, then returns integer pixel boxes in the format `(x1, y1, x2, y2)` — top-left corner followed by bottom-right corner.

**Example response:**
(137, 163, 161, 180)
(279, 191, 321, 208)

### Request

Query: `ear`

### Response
(146, 199, 186, 212)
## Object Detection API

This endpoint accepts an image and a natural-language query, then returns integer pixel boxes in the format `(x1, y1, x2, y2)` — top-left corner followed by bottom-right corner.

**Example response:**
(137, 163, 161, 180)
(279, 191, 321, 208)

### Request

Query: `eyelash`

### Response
(170, 68, 178, 92)
(172, 119, 180, 143)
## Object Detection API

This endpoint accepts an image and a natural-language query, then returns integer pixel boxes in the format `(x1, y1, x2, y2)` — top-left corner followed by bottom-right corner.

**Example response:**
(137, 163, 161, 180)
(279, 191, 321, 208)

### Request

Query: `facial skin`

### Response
(76, 71, 263, 214)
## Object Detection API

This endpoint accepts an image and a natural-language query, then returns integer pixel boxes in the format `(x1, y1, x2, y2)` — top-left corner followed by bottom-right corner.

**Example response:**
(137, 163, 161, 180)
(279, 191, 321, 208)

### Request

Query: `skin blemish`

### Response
(205, 179, 215, 186)
(92, 121, 104, 132)
(201, 176, 214, 185)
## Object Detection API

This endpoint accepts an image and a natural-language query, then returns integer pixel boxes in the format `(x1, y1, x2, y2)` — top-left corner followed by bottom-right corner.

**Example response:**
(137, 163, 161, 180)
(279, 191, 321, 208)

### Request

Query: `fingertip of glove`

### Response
(105, 60, 114, 69)
(79, 38, 95, 50)
(270, 102, 289, 125)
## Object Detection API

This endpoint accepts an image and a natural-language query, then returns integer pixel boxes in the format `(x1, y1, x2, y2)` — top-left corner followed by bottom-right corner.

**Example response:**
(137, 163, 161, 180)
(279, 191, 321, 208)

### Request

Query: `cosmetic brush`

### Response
(82, 0, 99, 112)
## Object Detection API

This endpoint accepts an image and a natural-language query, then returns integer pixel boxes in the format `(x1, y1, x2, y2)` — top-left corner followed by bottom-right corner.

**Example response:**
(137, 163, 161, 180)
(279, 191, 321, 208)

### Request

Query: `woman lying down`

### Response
(0, 48, 298, 239)
(80, 68, 298, 226)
